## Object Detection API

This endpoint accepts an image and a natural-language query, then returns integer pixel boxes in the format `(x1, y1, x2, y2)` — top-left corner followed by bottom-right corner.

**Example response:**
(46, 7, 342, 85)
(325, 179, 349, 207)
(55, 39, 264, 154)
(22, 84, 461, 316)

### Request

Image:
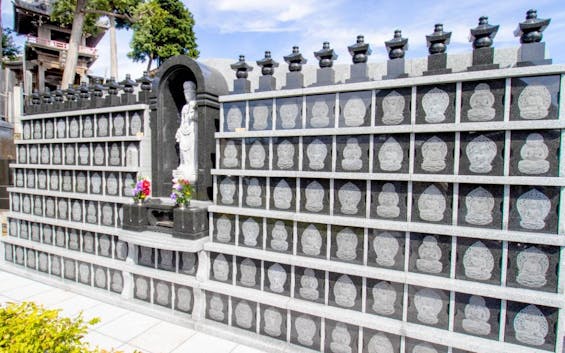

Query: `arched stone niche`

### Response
(150, 55, 228, 200)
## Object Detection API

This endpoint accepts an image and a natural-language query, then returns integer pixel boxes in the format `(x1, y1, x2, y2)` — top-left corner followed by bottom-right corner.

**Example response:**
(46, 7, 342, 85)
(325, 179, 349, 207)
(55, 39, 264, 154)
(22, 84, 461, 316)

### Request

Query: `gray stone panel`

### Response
(416, 83, 456, 125)
(335, 135, 370, 173)
(220, 139, 242, 169)
(239, 216, 264, 250)
(269, 178, 296, 212)
(64, 258, 76, 281)
(50, 254, 62, 276)
(249, 99, 273, 131)
(461, 80, 505, 123)
(339, 91, 372, 128)
(407, 286, 449, 329)
(4, 244, 13, 262)
(158, 249, 176, 271)
(236, 256, 261, 290)
(375, 88, 411, 126)
(245, 138, 269, 171)
(231, 298, 257, 332)
(299, 178, 330, 215)
(14, 246, 24, 265)
(508, 185, 559, 234)
(453, 293, 500, 340)
(373, 134, 410, 174)
(26, 249, 36, 269)
(78, 262, 91, 285)
(133, 275, 151, 302)
(366, 279, 403, 320)
(110, 270, 123, 294)
(297, 222, 327, 259)
(38, 252, 49, 273)
(259, 305, 287, 341)
(276, 97, 303, 130)
(223, 102, 245, 132)
(55, 227, 66, 247)
(242, 176, 266, 209)
(30, 222, 40, 242)
(93, 266, 108, 289)
(506, 243, 558, 293)
(510, 75, 560, 121)
(411, 182, 453, 225)
(68, 229, 80, 251)
(137, 245, 155, 267)
(330, 225, 364, 265)
(205, 292, 229, 324)
(324, 320, 359, 353)
(290, 312, 321, 351)
(362, 328, 400, 353)
(405, 339, 448, 353)
(294, 267, 326, 304)
(455, 238, 501, 285)
(175, 285, 193, 313)
(333, 179, 367, 218)
(510, 129, 560, 177)
(505, 301, 557, 351)
(306, 94, 335, 129)
(153, 280, 172, 308)
(272, 137, 299, 171)
(210, 252, 232, 284)
(302, 136, 332, 172)
(98, 234, 113, 258)
(329, 272, 362, 311)
(19, 221, 28, 239)
(409, 233, 451, 278)
(457, 184, 503, 230)
(264, 261, 291, 296)
(213, 213, 235, 244)
(459, 131, 504, 176)
(370, 181, 408, 222)
(368, 230, 405, 271)
(179, 252, 197, 275)
(414, 133, 455, 175)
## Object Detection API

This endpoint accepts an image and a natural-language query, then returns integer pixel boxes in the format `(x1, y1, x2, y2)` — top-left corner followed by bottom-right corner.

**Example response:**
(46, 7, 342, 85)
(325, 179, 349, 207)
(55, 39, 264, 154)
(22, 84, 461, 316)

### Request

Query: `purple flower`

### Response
(170, 193, 177, 200)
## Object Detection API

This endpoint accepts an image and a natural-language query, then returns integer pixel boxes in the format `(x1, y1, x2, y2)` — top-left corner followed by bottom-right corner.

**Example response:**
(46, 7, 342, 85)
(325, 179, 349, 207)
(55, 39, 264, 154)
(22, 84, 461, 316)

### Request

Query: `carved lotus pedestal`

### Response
(173, 206, 209, 239)
(122, 203, 148, 232)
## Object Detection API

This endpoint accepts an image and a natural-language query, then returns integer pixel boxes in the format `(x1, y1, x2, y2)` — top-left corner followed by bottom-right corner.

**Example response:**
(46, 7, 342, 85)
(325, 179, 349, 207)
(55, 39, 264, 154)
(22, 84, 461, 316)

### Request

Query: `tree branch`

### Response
(81, 9, 137, 23)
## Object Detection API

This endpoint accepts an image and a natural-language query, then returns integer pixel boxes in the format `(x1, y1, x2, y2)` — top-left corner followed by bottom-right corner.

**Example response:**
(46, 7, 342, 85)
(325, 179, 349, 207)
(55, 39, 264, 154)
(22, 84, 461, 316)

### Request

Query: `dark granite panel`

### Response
(373, 134, 410, 174)
(368, 229, 405, 271)
(510, 129, 560, 177)
(290, 312, 321, 351)
(455, 238, 502, 285)
(266, 218, 292, 254)
(459, 131, 505, 176)
(507, 243, 559, 293)
(235, 256, 261, 290)
(276, 97, 303, 130)
(179, 252, 197, 275)
(205, 291, 229, 324)
(366, 278, 404, 320)
(220, 139, 242, 169)
(302, 136, 333, 172)
(239, 216, 264, 250)
(505, 301, 557, 351)
(272, 137, 299, 171)
(50, 254, 61, 276)
(175, 285, 193, 313)
(409, 233, 451, 278)
(339, 91, 372, 128)
(93, 265, 108, 289)
(299, 178, 330, 215)
(510, 75, 560, 121)
(259, 305, 287, 341)
(242, 176, 266, 209)
(457, 184, 503, 230)
(26, 249, 36, 270)
(453, 293, 500, 340)
(414, 133, 455, 175)
(375, 88, 411, 126)
(508, 185, 559, 234)
(370, 181, 408, 222)
(210, 252, 233, 284)
(137, 246, 155, 267)
(231, 298, 257, 333)
(407, 285, 449, 329)
(245, 137, 270, 170)
(78, 262, 91, 285)
(461, 80, 505, 123)
(133, 275, 151, 302)
(213, 213, 236, 245)
(294, 267, 326, 304)
(416, 83, 456, 124)
(153, 280, 172, 308)
(249, 99, 273, 131)
(335, 134, 370, 173)
(223, 102, 246, 132)
(411, 182, 453, 225)
(362, 328, 400, 353)
(264, 261, 291, 296)
(306, 94, 336, 129)
(333, 179, 367, 218)
(405, 338, 448, 353)
(330, 225, 364, 265)
(297, 222, 327, 259)
(328, 272, 362, 311)
(110, 270, 123, 294)
(158, 249, 176, 271)
(269, 177, 296, 212)
(64, 258, 76, 281)
(324, 320, 359, 353)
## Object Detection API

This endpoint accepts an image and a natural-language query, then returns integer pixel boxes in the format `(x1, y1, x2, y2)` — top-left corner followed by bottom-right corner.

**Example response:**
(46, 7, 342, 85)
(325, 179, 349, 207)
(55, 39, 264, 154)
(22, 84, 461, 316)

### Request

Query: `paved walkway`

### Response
(0, 270, 266, 353)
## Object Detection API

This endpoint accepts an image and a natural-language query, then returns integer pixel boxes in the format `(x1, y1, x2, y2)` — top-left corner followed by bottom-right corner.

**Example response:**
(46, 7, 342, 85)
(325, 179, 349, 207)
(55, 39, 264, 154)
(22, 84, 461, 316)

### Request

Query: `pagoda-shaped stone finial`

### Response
(231, 55, 253, 79)
(105, 77, 122, 106)
(283, 46, 307, 89)
(470, 16, 498, 49)
(424, 24, 452, 76)
(65, 84, 77, 102)
(284, 46, 307, 72)
(42, 87, 53, 104)
(92, 78, 105, 98)
(31, 89, 41, 105)
(53, 86, 64, 103)
(468, 16, 500, 71)
(314, 42, 338, 68)
(139, 71, 153, 91)
(515, 9, 552, 66)
(256, 51, 279, 92)
(426, 24, 451, 55)
(384, 30, 408, 79)
(348, 35, 372, 64)
(121, 74, 137, 94)
(231, 55, 253, 93)
(79, 82, 90, 99)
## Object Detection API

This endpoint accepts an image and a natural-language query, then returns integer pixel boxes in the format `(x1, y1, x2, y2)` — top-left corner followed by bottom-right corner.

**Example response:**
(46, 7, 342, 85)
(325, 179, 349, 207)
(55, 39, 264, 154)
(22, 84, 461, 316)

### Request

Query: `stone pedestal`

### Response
(65, 101, 78, 111)
(346, 63, 370, 83)
(105, 95, 121, 106)
(138, 91, 151, 103)
(311, 68, 335, 87)
(468, 48, 499, 71)
(283, 72, 304, 89)
(79, 99, 91, 110)
(122, 204, 148, 231)
(384, 59, 408, 79)
(91, 98, 106, 109)
(424, 53, 452, 76)
(257, 76, 276, 92)
(173, 206, 208, 239)
(516, 42, 552, 67)
(121, 93, 137, 105)
(233, 79, 251, 94)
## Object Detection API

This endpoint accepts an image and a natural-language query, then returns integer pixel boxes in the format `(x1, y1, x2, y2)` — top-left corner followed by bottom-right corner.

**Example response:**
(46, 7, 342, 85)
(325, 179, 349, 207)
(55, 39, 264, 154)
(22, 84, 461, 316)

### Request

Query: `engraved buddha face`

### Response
(277, 140, 294, 168)
(464, 295, 490, 322)
(520, 133, 549, 161)
(469, 83, 495, 109)
(226, 106, 242, 131)
(382, 91, 404, 117)
(307, 139, 328, 169)
(252, 104, 269, 130)
(279, 103, 298, 128)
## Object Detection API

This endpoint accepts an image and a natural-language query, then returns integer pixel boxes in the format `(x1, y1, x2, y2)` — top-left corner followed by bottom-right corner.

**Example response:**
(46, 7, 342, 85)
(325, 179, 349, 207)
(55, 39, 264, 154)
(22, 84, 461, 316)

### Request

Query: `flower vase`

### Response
(137, 199, 144, 206)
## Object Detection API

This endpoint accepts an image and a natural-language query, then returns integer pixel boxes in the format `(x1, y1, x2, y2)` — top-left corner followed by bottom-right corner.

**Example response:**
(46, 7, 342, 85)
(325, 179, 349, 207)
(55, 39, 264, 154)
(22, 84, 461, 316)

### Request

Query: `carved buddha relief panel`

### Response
(220, 139, 241, 169)
(133, 275, 151, 302)
(336, 135, 369, 173)
(510, 75, 560, 121)
(266, 219, 292, 253)
(459, 132, 504, 175)
(264, 262, 290, 296)
(505, 302, 556, 351)
(371, 181, 407, 221)
(277, 97, 302, 130)
(243, 177, 265, 209)
(510, 130, 559, 177)
(213, 214, 234, 244)
(231, 298, 257, 332)
(408, 286, 449, 329)
(129, 111, 143, 136)
(236, 257, 260, 289)
(273, 137, 298, 171)
(458, 184, 503, 229)
(211, 252, 232, 284)
(223, 103, 245, 132)
(153, 280, 172, 308)
(157, 249, 175, 271)
(409, 233, 451, 277)
(297, 222, 326, 258)
(295, 267, 325, 304)
(324, 320, 359, 353)
(412, 183, 452, 224)
(339, 91, 371, 128)
(373, 134, 410, 173)
(414, 133, 454, 174)
(300, 179, 330, 214)
(368, 230, 405, 271)
(306, 94, 335, 129)
(363, 329, 401, 353)
(249, 100, 272, 131)
(405, 339, 447, 353)
(270, 178, 296, 211)
(93, 266, 107, 289)
(509, 186, 558, 234)
(302, 136, 332, 172)
(179, 252, 197, 275)
(506, 243, 558, 293)
(416, 84, 455, 124)
(245, 138, 269, 170)
(329, 273, 361, 311)
(291, 312, 321, 350)
(375, 88, 411, 126)
(334, 180, 366, 217)
(175, 285, 193, 313)
(453, 293, 500, 340)
(455, 238, 501, 285)
(260, 305, 287, 340)
(238, 216, 263, 249)
(366, 279, 404, 320)
(461, 80, 505, 123)
(109, 270, 123, 294)
(331, 226, 363, 264)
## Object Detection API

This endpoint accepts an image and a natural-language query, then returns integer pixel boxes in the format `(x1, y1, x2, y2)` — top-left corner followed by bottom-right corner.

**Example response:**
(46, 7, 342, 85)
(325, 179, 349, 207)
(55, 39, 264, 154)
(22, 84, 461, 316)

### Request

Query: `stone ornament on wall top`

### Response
(518, 133, 550, 174)
(330, 323, 353, 353)
(463, 241, 494, 281)
(465, 187, 495, 226)
(338, 182, 362, 215)
(377, 183, 401, 218)
(334, 274, 356, 308)
(242, 218, 259, 247)
(264, 308, 283, 337)
(421, 136, 447, 172)
(273, 180, 292, 209)
(216, 215, 232, 243)
(240, 258, 257, 287)
(518, 85, 551, 120)
(213, 254, 229, 281)
(311, 99, 330, 128)
(368, 333, 394, 353)
(252, 104, 269, 130)
(418, 185, 446, 222)
(305, 181, 324, 212)
(226, 106, 243, 131)
(466, 135, 497, 173)
(295, 315, 316, 346)
(276, 140, 295, 169)
(235, 301, 253, 329)
(341, 138, 363, 171)
(219, 177, 236, 205)
(516, 189, 550, 230)
(248, 140, 266, 168)
(267, 263, 287, 293)
(271, 221, 289, 251)
(372, 281, 396, 316)
(302, 225, 323, 256)
(462, 295, 491, 336)
(468, 83, 496, 121)
(245, 178, 262, 207)
(300, 268, 320, 301)
(416, 235, 442, 274)
(343, 95, 366, 127)
(279, 102, 299, 129)
(422, 87, 449, 123)
(513, 304, 548, 346)
(382, 90, 405, 125)
(223, 141, 239, 168)
(414, 288, 443, 324)
(516, 246, 549, 288)
(336, 228, 358, 261)
(306, 139, 328, 170)
(378, 137, 403, 171)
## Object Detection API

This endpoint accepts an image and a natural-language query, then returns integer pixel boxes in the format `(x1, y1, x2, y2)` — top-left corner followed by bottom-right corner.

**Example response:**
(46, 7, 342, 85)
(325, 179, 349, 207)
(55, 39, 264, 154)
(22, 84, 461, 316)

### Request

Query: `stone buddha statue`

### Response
(466, 135, 497, 173)
(302, 225, 323, 256)
(271, 221, 289, 251)
(516, 246, 549, 288)
(422, 87, 449, 123)
(462, 295, 491, 336)
(463, 241, 494, 281)
(513, 304, 548, 346)
(245, 178, 262, 207)
(418, 185, 446, 222)
(299, 268, 319, 300)
(467, 83, 496, 121)
(465, 187, 495, 226)
(341, 138, 363, 171)
(376, 183, 401, 218)
(378, 137, 403, 171)
(305, 181, 325, 212)
(276, 140, 295, 169)
(306, 139, 328, 170)
(372, 281, 396, 316)
(334, 275, 356, 308)
(516, 189, 551, 230)
(416, 236, 442, 274)
(338, 182, 362, 215)
(518, 85, 551, 120)
(330, 323, 352, 353)
(174, 81, 199, 182)
(421, 136, 447, 172)
(382, 90, 404, 125)
(310, 99, 330, 128)
(336, 228, 358, 261)
(518, 133, 550, 174)
(223, 141, 239, 168)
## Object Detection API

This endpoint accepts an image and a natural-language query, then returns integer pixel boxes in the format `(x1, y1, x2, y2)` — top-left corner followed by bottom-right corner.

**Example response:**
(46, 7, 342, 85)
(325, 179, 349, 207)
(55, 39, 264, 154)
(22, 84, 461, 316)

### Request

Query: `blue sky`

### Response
(2, 0, 565, 80)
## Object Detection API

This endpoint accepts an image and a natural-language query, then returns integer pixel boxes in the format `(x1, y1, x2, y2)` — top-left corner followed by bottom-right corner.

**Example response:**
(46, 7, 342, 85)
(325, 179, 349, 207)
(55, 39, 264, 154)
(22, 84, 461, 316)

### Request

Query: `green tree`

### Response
(128, 0, 199, 72)
(2, 27, 21, 61)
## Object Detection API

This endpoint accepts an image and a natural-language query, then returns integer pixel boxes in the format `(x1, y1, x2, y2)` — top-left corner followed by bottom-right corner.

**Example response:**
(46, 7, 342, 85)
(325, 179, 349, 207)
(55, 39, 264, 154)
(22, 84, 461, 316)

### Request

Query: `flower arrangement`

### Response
(170, 178, 193, 208)
(132, 176, 151, 203)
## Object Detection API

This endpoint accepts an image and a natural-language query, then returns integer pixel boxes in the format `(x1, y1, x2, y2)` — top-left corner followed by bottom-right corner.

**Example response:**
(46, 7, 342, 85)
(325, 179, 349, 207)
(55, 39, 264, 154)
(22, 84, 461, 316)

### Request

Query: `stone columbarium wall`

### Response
(3, 10, 565, 353)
